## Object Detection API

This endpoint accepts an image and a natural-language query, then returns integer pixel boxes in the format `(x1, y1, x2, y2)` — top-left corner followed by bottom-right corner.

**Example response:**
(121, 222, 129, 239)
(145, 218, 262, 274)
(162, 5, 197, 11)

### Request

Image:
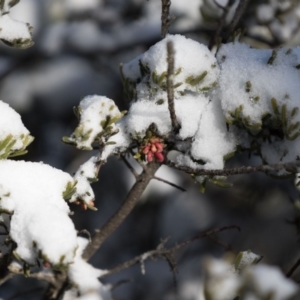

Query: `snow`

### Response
(123, 34, 219, 95)
(68, 237, 111, 300)
(65, 95, 125, 150)
(126, 100, 171, 137)
(257, 4, 275, 23)
(60, 35, 300, 177)
(118, 34, 235, 170)
(204, 257, 240, 300)
(64, 0, 101, 13)
(174, 93, 209, 139)
(0, 160, 77, 265)
(71, 156, 96, 205)
(1, 1, 300, 296)
(243, 265, 298, 300)
(218, 42, 300, 167)
(204, 256, 298, 300)
(0, 100, 34, 159)
(234, 250, 262, 273)
(190, 98, 235, 170)
(0, 0, 33, 49)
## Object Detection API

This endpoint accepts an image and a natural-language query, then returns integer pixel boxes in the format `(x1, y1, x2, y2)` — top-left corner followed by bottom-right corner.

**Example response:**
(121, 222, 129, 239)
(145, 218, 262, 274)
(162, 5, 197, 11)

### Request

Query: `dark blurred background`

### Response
(1, 0, 300, 299)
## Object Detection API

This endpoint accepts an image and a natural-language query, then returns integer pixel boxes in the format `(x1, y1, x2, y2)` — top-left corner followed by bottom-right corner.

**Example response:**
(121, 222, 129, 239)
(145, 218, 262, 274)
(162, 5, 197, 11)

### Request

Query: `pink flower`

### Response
(139, 136, 165, 163)
(154, 152, 164, 162)
(147, 151, 154, 162)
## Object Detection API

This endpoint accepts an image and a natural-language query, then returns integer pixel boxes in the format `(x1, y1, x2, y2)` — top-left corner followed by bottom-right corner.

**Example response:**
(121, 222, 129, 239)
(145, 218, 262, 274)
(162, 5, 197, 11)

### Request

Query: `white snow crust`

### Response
(0, 160, 77, 265)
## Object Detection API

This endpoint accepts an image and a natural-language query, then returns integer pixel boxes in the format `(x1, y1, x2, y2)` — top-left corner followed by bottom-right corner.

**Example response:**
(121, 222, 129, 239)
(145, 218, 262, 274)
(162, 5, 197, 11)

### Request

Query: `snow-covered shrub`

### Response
(2, 1, 300, 299)
(0, 100, 109, 299)
(64, 35, 236, 183)
(0, 100, 34, 159)
(0, 0, 33, 48)
(65, 34, 300, 187)
(218, 43, 300, 168)
(203, 251, 298, 300)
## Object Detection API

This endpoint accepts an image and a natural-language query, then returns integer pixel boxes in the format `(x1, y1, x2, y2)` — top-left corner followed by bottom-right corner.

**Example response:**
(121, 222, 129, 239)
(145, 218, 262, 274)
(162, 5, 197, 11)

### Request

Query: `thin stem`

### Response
(83, 162, 160, 260)
(165, 160, 300, 177)
(167, 41, 180, 133)
(224, 0, 250, 42)
(121, 155, 139, 178)
(209, 0, 236, 50)
(100, 225, 239, 278)
(0, 265, 56, 286)
(154, 176, 186, 192)
(286, 258, 300, 278)
(161, 0, 175, 38)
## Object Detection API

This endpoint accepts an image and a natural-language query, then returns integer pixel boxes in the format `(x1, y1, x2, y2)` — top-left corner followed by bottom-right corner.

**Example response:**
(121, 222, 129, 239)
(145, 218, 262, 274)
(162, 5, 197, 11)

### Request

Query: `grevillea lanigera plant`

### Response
(65, 34, 300, 188)
(1, 0, 300, 299)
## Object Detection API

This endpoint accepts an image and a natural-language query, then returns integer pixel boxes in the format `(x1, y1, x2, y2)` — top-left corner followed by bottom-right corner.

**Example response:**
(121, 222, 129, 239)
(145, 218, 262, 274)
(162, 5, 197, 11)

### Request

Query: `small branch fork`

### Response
(165, 160, 300, 177)
(209, 0, 236, 50)
(0, 264, 56, 286)
(121, 155, 186, 191)
(99, 225, 240, 278)
(224, 0, 250, 42)
(83, 162, 161, 261)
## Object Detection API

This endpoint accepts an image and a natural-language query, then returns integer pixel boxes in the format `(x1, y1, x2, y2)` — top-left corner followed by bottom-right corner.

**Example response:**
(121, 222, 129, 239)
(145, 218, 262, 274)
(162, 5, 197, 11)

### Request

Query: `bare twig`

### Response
(224, 0, 250, 42)
(154, 176, 186, 192)
(167, 41, 180, 133)
(45, 272, 69, 300)
(83, 162, 161, 260)
(209, 0, 236, 50)
(0, 273, 14, 285)
(161, 0, 175, 38)
(286, 258, 300, 278)
(165, 160, 300, 177)
(77, 229, 91, 242)
(0, 264, 56, 286)
(99, 225, 240, 278)
(208, 234, 233, 251)
(121, 155, 139, 178)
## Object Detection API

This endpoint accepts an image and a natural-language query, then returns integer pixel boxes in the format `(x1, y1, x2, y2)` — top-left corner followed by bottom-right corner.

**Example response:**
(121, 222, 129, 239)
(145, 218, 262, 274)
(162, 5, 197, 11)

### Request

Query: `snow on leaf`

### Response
(0, 1, 33, 48)
(0, 100, 34, 159)
(63, 95, 126, 150)
(0, 160, 77, 266)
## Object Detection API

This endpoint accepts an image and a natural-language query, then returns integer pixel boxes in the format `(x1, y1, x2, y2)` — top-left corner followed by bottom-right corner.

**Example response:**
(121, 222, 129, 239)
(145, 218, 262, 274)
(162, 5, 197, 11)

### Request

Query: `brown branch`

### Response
(161, 0, 175, 38)
(121, 155, 139, 178)
(208, 234, 233, 252)
(286, 258, 300, 278)
(45, 272, 69, 300)
(0, 264, 56, 286)
(83, 162, 161, 260)
(209, 0, 236, 50)
(165, 160, 300, 177)
(154, 176, 186, 192)
(224, 0, 250, 42)
(167, 41, 180, 133)
(99, 225, 240, 278)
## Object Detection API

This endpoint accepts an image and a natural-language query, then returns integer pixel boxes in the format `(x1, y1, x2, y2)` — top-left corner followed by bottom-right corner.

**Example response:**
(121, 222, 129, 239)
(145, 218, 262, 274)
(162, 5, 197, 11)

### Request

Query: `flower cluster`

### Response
(75, 199, 95, 210)
(140, 136, 165, 162)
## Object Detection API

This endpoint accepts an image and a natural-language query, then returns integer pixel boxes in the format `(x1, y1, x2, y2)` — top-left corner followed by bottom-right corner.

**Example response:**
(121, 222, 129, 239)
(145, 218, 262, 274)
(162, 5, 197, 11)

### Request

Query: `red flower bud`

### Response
(151, 144, 157, 152)
(147, 152, 154, 162)
(150, 137, 160, 143)
(142, 146, 150, 154)
(154, 152, 164, 162)
(155, 142, 163, 152)
(81, 203, 88, 210)
(43, 261, 51, 268)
